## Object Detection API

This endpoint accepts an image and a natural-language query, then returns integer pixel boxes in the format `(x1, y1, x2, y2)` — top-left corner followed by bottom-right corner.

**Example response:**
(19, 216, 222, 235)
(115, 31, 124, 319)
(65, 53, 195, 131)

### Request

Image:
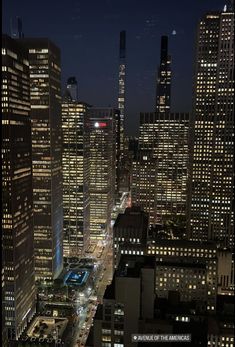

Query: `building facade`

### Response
(62, 100, 90, 257)
(188, 9, 234, 248)
(113, 207, 148, 268)
(217, 250, 234, 295)
(155, 262, 208, 305)
(138, 112, 189, 224)
(131, 150, 157, 225)
(92, 255, 156, 347)
(65, 76, 78, 102)
(10, 17, 24, 39)
(147, 239, 217, 312)
(156, 35, 171, 113)
(118, 30, 126, 157)
(114, 109, 121, 197)
(20, 38, 63, 280)
(84, 108, 116, 242)
(2, 35, 36, 341)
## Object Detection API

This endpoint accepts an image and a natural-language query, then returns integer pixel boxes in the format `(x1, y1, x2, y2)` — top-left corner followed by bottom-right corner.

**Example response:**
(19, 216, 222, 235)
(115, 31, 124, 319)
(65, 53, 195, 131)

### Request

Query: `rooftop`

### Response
(116, 255, 155, 278)
(26, 316, 68, 340)
(114, 206, 149, 231)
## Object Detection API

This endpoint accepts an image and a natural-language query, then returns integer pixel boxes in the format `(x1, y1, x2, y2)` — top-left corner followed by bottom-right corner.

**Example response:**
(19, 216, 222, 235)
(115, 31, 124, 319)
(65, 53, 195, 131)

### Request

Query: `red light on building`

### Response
(99, 122, 107, 127)
(94, 122, 107, 128)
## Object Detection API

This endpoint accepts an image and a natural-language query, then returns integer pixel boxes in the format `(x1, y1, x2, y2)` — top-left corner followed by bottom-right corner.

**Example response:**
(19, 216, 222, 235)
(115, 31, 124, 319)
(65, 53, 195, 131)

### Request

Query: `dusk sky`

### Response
(3, 0, 226, 135)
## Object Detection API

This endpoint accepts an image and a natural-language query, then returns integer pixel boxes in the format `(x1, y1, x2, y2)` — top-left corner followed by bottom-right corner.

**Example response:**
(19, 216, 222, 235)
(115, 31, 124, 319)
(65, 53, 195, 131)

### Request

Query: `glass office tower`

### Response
(2, 34, 36, 341)
(19, 38, 64, 280)
(138, 112, 189, 224)
(62, 99, 90, 256)
(84, 108, 116, 242)
(118, 30, 126, 157)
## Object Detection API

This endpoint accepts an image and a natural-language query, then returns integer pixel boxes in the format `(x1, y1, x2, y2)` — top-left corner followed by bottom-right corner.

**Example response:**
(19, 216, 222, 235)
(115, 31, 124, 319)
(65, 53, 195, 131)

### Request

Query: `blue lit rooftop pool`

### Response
(65, 270, 89, 287)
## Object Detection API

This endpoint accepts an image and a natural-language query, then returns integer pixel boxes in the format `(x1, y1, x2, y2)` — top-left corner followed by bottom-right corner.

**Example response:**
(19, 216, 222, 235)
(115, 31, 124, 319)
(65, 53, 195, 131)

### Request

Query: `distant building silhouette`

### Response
(156, 35, 171, 113)
(10, 17, 24, 38)
(65, 76, 78, 101)
(118, 30, 126, 157)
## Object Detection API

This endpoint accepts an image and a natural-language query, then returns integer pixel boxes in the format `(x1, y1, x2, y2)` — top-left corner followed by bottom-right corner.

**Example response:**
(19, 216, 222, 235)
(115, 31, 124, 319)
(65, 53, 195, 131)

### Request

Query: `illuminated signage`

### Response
(94, 122, 107, 128)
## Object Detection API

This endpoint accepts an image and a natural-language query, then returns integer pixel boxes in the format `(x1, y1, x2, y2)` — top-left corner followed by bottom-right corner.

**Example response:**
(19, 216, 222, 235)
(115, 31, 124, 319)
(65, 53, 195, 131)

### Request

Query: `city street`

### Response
(71, 242, 113, 347)
(70, 195, 128, 347)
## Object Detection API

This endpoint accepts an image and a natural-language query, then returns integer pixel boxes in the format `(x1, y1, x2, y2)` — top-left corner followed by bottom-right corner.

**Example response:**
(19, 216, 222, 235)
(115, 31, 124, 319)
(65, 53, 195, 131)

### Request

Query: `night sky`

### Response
(3, 0, 226, 135)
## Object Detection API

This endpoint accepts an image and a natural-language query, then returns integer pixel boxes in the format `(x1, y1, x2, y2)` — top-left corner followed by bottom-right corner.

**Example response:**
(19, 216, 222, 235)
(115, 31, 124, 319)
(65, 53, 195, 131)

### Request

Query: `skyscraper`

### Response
(138, 112, 189, 224)
(91, 255, 156, 347)
(118, 30, 126, 157)
(10, 17, 24, 39)
(156, 35, 171, 113)
(2, 35, 36, 341)
(113, 207, 148, 268)
(132, 150, 157, 225)
(188, 8, 234, 247)
(65, 76, 78, 102)
(62, 99, 90, 257)
(114, 109, 121, 196)
(84, 108, 116, 242)
(19, 38, 64, 280)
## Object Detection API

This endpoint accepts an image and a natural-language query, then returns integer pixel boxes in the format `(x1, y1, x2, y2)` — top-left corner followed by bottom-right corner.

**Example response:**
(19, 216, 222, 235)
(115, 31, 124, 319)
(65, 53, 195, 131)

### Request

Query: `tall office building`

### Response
(10, 17, 24, 39)
(113, 207, 148, 268)
(132, 150, 158, 225)
(2, 35, 36, 341)
(88, 252, 212, 346)
(62, 99, 90, 257)
(84, 108, 116, 242)
(156, 35, 171, 113)
(188, 8, 234, 247)
(118, 30, 126, 157)
(91, 255, 156, 347)
(19, 38, 63, 280)
(114, 109, 121, 196)
(138, 112, 189, 224)
(65, 76, 78, 102)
